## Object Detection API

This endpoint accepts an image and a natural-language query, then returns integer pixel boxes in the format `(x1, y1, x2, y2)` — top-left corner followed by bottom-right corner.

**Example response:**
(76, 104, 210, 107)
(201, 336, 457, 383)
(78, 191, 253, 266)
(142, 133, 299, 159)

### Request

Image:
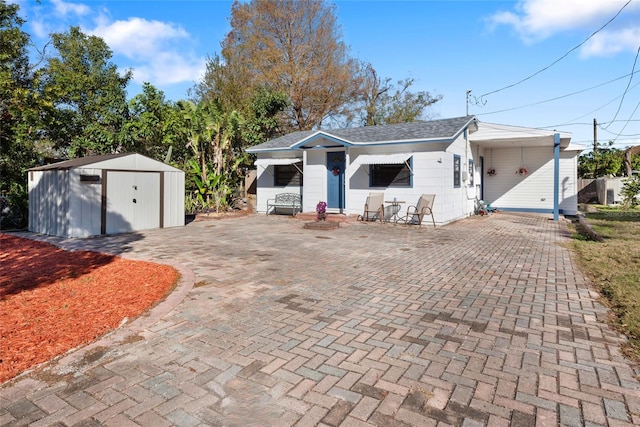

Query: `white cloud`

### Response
(30, 19, 49, 39)
(488, 0, 640, 56)
(89, 17, 190, 60)
(87, 17, 206, 87)
(51, 0, 90, 17)
(132, 52, 207, 86)
(580, 27, 640, 58)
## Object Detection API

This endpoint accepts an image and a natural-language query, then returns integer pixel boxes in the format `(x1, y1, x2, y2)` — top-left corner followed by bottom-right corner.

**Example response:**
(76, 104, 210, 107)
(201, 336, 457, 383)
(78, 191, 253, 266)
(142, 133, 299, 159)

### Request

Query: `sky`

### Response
(12, 0, 640, 151)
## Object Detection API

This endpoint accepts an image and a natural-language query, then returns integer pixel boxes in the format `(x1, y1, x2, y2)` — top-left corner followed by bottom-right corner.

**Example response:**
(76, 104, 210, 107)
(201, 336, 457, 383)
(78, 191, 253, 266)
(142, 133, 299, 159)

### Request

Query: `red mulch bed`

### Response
(0, 234, 179, 383)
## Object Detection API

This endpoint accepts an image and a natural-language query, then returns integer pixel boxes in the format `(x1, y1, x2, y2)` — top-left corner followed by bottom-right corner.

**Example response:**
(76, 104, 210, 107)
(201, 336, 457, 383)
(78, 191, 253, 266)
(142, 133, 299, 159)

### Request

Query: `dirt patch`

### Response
(0, 234, 179, 384)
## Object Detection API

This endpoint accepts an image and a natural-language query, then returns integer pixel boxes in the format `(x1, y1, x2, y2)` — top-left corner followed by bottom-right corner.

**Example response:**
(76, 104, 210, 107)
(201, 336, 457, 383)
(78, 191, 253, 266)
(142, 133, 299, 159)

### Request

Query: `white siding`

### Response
(106, 171, 160, 234)
(28, 154, 185, 238)
(68, 168, 102, 238)
(303, 150, 327, 213)
(559, 151, 579, 215)
(164, 171, 186, 228)
(28, 169, 69, 237)
(255, 154, 303, 213)
(439, 133, 477, 224)
(483, 146, 578, 214)
(344, 138, 474, 225)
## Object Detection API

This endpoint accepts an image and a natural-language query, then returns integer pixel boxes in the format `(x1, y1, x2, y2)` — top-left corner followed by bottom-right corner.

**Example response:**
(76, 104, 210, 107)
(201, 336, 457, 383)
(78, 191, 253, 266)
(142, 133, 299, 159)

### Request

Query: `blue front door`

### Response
(326, 152, 345, 211)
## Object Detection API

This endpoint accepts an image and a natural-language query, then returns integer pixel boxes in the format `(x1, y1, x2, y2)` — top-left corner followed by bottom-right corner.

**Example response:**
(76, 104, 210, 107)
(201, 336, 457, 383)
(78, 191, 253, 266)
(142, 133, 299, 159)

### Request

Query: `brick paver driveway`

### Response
(2, 212, 639, 426)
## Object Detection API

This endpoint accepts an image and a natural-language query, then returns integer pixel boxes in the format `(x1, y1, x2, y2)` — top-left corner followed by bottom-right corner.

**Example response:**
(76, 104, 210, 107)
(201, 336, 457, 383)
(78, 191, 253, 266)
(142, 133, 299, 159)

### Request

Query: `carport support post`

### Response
(553, 133, 560, 221)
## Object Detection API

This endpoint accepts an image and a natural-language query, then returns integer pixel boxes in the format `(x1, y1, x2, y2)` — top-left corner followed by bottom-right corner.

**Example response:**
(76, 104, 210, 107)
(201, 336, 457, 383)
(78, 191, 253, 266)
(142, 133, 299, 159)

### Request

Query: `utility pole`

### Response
(466, 90, 472, 116)
(593, 118, 597, 153)
(593, 118, 599, 178)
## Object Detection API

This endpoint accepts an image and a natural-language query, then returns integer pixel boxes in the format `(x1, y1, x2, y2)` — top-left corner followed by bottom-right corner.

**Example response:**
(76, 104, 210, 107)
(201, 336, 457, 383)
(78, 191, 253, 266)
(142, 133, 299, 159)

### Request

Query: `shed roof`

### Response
(247, 116, 476, 152)
(29, 153, 182, 173)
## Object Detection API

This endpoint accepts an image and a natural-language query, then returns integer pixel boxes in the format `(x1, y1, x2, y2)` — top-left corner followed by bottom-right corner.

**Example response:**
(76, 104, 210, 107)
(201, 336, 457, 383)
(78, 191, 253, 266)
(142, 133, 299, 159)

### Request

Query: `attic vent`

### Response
(80, 174, 101, 183)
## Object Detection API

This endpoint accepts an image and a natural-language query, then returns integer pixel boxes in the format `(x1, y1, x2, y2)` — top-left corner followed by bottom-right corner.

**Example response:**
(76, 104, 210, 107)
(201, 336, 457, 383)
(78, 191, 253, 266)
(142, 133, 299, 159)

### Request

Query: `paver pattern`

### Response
(2, 212, 639, 426)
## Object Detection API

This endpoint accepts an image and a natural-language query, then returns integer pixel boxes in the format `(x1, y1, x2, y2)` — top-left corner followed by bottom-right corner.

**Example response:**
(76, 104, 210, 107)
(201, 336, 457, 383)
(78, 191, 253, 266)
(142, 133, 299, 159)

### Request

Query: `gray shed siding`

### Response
(28, 169, 70, 237)
(28, 154, 185, 238)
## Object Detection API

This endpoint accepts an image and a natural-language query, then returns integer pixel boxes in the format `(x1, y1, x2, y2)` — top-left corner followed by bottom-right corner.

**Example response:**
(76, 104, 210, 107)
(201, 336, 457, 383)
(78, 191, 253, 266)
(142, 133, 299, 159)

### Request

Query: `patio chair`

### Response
(357, 192, 385, 222)
(398, 194, 436, 227)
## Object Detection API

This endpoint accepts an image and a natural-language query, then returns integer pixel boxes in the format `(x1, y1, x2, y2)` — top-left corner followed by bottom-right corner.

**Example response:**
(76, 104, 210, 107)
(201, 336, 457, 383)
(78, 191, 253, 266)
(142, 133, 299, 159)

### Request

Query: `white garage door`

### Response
(106, 171, 161, 234)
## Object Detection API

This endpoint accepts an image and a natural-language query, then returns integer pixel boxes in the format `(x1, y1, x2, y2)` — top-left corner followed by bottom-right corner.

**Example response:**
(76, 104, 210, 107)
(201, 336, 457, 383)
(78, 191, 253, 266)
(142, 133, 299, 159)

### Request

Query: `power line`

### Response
(611, 100, 640, 143)
(598, 125, 640, 137)
(540, 119, 640, 129)
(476, 0, 633, 102)
(603, 42, 640, 130)
(473, 72, 640, 116)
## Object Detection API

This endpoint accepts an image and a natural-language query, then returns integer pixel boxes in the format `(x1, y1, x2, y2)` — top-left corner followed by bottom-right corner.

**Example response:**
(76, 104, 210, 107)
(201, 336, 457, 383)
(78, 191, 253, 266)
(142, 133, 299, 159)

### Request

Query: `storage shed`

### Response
(28, 153, 185, 238)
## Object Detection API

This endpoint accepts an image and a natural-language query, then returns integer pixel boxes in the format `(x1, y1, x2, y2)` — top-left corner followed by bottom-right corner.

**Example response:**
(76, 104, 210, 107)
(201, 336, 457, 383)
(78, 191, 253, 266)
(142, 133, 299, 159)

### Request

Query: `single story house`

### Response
(246, 115, 583, 225)
(28, 153, 185, 237)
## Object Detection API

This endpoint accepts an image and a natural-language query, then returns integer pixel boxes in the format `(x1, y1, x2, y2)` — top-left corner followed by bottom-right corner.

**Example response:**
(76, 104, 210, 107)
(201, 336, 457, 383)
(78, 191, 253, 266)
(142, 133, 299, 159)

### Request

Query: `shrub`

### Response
(621, 175, 640, 208)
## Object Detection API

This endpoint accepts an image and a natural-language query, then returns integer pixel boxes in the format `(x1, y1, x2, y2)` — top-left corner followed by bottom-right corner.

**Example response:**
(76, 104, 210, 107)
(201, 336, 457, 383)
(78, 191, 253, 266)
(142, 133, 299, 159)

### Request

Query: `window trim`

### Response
(369, 158, 413, 188)
(453, 155, 461, 188)
(274, 163, 303, 187)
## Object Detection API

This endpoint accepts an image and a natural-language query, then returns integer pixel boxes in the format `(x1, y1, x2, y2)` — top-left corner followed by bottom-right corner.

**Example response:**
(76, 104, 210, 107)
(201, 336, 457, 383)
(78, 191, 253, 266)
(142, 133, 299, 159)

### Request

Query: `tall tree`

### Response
(41, 26, 132, 157)
(222, 0, 362, 131)
(193, 53, 252, 114)
(122, 82, 188, 162)
(359, 63, 442, 126)
(0, 2, 39, 228)
(240, 86, 289, 147)
(177, 99, 244, 212)
(578, 142, 626, 179)
(194, 56, 289, 147)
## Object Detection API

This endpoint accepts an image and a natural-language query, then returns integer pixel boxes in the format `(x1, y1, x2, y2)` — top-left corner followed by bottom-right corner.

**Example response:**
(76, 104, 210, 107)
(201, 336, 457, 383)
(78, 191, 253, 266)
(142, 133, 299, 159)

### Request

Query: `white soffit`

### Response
(255, 158, 302, 167)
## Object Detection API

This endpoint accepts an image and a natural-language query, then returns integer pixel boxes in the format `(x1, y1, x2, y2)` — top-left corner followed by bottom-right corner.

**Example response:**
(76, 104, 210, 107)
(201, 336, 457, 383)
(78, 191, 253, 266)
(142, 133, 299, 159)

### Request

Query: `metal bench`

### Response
(266, 193, 302, 216)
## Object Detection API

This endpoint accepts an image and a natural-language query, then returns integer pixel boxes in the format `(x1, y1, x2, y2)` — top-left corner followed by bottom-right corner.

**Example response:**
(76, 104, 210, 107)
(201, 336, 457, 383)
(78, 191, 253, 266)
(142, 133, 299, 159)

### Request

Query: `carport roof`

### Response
(470, 122, 575, 149)
(246, 115, 477, 152)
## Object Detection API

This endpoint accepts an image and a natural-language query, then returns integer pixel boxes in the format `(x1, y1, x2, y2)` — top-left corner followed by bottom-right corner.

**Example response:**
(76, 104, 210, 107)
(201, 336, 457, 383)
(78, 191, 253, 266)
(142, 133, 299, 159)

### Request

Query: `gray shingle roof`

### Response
(247, 116, 476, 152)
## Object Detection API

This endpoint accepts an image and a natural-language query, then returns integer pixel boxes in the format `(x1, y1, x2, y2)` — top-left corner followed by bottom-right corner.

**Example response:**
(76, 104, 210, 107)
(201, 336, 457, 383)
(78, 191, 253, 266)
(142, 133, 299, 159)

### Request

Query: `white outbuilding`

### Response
(28, 153, 185, 238)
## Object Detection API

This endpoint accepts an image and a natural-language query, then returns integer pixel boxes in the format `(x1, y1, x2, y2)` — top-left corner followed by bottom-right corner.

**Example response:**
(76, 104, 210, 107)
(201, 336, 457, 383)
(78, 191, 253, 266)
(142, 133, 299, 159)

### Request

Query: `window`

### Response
(468, 159, 474, 186)
(370, 160, 412, 187)
(274, 163, 302, 186)
(80, 174, 101, 184)
(453, 155, 461, 188)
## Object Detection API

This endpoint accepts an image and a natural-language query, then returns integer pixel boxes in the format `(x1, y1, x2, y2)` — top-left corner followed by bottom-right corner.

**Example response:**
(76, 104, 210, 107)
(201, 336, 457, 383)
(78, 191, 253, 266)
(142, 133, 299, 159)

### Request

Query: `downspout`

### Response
(343, 147, 353, 216)
(302, 150, 307, 212)
(553, 133, 560, 221)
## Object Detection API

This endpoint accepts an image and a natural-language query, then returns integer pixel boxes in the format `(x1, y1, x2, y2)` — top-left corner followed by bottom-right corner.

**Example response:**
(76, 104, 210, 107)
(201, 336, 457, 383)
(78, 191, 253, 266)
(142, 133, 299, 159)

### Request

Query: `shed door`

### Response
(105, 171, 160, 234)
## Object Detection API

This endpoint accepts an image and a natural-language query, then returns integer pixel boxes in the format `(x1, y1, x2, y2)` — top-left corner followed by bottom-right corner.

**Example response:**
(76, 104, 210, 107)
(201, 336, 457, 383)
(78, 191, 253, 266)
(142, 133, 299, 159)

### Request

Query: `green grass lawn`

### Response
(569, 205, 640, 361)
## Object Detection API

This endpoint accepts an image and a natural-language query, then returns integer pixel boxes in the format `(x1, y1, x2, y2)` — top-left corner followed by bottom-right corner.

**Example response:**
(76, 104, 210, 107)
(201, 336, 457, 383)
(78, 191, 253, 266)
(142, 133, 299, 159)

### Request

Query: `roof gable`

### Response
(29, 153, 182, 172)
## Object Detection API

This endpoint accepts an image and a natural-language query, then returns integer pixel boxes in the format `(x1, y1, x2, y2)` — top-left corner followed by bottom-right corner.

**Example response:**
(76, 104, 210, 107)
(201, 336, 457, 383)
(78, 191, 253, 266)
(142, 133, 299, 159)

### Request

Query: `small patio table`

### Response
(385, 199, 405, 223)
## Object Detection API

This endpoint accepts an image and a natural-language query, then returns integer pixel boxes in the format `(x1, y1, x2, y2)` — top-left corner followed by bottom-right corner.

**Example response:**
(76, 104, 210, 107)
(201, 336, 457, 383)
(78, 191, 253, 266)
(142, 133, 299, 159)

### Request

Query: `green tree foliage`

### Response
(195, 53, 290, 147)
(578, 142, 626, 179)
(0, 2, 39, 228)
(240, 87, 289, 146)
(40, 26, 132, 157)
(178, 99, 245, 213)
(621, 175, 640, 208)
(122, 82, 189, 163)
(194, 53, 252, 114)
(221, 0, 362, 131)
(359, 63, 442, 126)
